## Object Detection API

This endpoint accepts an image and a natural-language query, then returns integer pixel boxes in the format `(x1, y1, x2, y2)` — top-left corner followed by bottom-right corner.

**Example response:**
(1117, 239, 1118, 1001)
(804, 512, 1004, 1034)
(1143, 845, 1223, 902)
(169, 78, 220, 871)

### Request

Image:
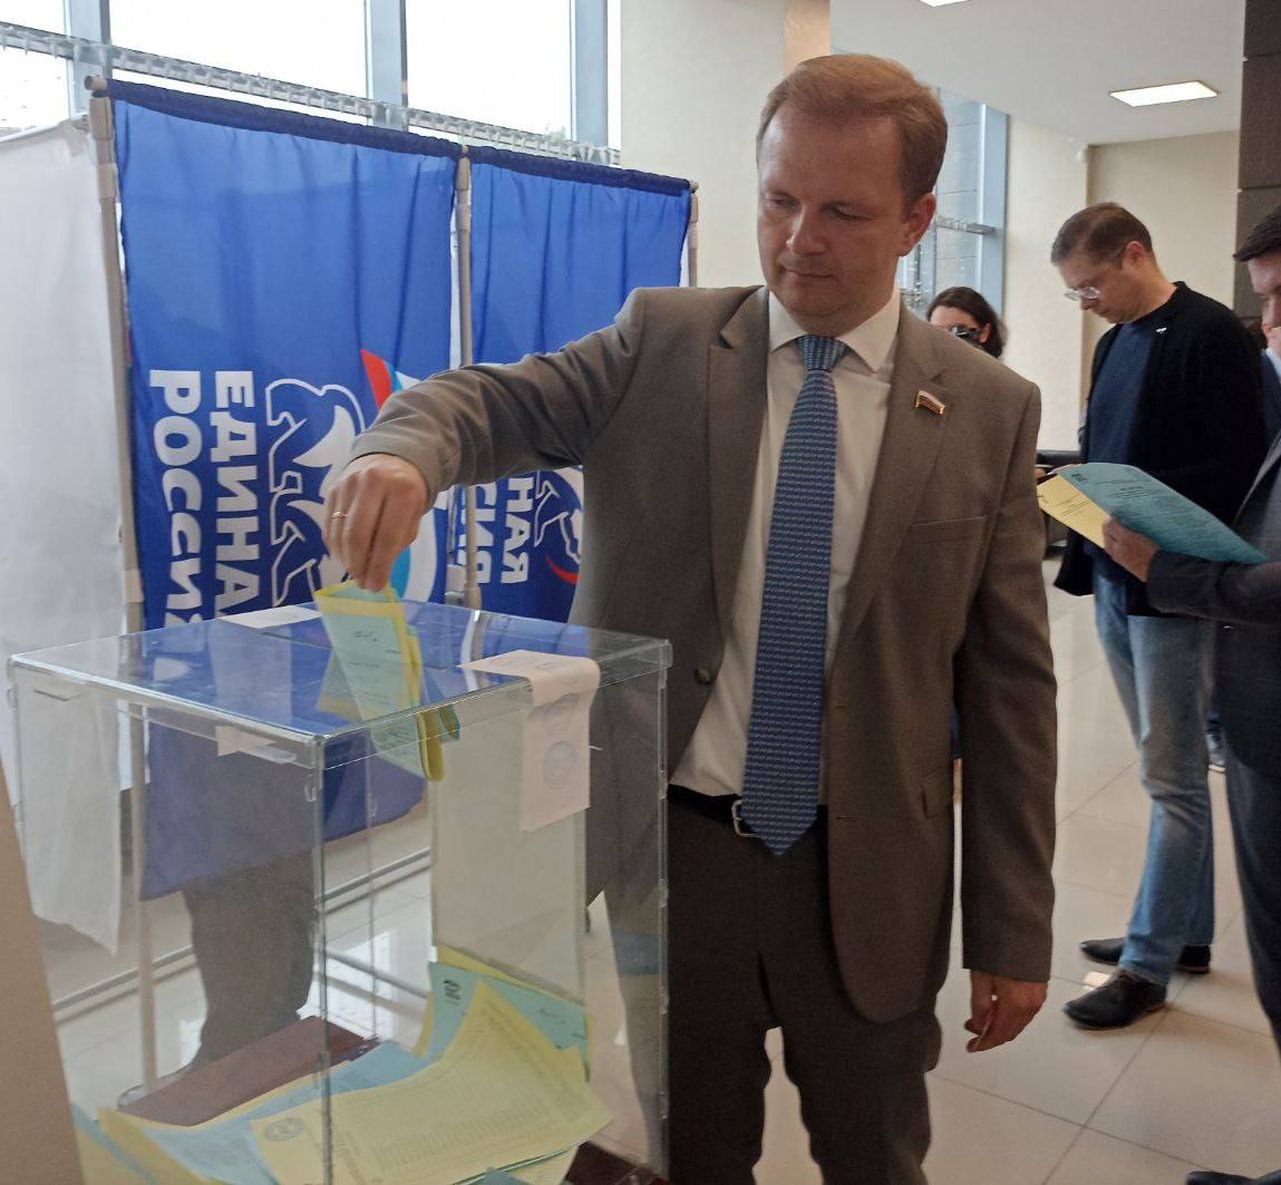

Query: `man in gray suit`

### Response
(325, 53, 1057, 1184)
(1103, 206, 1281, 1185)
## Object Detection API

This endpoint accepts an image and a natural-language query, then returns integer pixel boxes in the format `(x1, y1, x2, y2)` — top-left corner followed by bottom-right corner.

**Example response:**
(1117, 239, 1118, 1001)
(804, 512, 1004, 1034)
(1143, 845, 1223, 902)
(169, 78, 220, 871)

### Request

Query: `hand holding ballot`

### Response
(1037, 462, 1267, 565)
(324, 453, 431, 592)
(316, 580, 458, 780)
(1101, 516, 1161, 580)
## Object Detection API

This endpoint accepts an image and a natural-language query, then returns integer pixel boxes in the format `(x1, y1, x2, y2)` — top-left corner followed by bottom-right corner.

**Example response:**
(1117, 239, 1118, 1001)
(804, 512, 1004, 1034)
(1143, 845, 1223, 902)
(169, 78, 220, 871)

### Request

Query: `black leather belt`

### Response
(668, 784, 826, 838)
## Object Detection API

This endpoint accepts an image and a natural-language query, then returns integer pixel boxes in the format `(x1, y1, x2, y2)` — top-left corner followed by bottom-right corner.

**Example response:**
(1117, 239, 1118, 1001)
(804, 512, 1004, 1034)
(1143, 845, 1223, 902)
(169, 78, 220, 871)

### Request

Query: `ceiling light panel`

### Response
(1110, 81, 1219, 107)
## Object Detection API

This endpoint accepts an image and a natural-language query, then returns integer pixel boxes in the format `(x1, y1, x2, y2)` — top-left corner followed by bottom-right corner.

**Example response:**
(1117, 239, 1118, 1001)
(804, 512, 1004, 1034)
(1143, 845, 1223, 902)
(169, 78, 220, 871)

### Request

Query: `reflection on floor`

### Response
(39, 562, 1281, 1183)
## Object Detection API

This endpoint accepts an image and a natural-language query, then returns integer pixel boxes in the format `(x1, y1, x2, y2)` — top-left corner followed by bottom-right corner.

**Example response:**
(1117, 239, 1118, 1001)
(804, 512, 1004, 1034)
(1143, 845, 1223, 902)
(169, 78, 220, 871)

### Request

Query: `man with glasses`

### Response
(1052, 203, 1266, 1028)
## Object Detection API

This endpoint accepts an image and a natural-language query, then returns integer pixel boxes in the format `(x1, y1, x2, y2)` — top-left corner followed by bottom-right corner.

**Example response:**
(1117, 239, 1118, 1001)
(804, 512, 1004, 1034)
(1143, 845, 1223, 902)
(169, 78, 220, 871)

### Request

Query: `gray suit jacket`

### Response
(351, 285, 1058, 1021)
(1149, 432, 1281, 776)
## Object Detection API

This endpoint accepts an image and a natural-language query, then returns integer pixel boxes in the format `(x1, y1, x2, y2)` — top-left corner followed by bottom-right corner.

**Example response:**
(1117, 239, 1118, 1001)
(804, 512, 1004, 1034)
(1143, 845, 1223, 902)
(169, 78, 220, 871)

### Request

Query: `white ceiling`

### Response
(831, 0, 1246, 145)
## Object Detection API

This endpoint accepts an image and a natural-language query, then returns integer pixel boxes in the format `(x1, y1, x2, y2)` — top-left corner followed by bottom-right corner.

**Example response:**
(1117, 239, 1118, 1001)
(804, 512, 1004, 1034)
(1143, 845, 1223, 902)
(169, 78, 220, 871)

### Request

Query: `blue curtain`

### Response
(113, 80, 458, 629)
(110, 82, 460, 885)
(466, 147, 691, 620)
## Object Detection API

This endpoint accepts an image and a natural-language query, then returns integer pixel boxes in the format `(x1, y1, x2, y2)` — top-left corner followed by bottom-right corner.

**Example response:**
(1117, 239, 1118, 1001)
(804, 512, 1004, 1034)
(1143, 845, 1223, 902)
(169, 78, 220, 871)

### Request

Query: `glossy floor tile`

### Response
(933, 971, 1163, 1125)
(1045, 1130, 1205, 1185)
(1176, 912, 1276, 1038)
(1088, 1008, 1281, 1177)
(923, 1077, 1081, 1185)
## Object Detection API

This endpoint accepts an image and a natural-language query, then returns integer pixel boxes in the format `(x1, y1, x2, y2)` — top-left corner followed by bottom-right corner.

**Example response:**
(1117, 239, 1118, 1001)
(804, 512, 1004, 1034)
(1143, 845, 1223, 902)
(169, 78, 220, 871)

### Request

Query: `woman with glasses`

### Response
(927, 285, 1005, 359)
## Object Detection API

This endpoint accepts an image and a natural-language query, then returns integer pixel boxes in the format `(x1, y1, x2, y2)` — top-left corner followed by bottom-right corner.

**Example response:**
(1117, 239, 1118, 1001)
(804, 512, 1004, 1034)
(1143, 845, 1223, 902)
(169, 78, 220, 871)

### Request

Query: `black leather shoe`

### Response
(1063, 971, 1166, 1029)
(1080, 936, 1211, 975)
(1187, 1171, 1281, 1184)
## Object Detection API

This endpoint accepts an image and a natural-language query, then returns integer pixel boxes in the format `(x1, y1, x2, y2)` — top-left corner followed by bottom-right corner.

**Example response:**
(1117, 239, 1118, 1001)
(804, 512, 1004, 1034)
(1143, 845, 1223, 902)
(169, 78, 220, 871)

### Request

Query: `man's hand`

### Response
(1102, 515, 1159, 581)
(964, 972, 1047, 1052)
(323, 454, 431, 591)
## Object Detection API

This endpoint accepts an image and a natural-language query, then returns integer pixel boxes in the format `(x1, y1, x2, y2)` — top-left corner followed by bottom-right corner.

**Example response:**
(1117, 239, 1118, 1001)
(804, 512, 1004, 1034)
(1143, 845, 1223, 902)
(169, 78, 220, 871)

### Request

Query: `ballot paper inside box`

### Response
(9, 597, 671, 1185)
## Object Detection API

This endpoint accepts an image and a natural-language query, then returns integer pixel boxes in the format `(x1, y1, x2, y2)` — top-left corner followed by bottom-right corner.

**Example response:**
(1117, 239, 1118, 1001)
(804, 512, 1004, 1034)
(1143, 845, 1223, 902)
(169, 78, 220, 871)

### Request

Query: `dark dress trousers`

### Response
(1148, 431, 1281, 1051)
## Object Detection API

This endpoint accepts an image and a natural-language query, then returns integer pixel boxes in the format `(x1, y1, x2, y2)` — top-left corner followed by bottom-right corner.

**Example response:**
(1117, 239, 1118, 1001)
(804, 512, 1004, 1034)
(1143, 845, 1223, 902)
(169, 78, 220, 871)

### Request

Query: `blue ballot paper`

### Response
(1063, 463, 1268, 565)
(141, 1041, 427, 1185)
(426, 958, 590, 1068)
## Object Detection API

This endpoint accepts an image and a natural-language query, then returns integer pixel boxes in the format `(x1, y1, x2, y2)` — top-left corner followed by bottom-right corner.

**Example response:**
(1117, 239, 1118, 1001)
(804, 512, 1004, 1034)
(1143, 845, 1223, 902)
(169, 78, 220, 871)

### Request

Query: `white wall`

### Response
(618, 0, 805, 288)
(1002, 119, 1091, 451)
(1088, 131, 1239, 306)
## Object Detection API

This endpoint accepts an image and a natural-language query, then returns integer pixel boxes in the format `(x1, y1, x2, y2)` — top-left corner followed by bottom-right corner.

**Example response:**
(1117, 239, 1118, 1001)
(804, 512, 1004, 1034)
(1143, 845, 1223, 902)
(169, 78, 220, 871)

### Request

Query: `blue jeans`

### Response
(1094, 574, 1215, 986)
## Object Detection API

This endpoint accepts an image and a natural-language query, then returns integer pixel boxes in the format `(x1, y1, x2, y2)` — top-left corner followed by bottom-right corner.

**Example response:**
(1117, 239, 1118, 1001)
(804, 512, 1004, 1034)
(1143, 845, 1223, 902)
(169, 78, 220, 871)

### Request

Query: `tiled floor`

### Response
(38, 561, 1281, 1183)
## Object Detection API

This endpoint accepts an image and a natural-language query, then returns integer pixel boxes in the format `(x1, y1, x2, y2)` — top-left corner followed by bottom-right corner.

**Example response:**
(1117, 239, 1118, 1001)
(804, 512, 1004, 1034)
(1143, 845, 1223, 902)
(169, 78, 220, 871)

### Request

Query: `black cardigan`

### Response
(1055, 282, 1268, 615)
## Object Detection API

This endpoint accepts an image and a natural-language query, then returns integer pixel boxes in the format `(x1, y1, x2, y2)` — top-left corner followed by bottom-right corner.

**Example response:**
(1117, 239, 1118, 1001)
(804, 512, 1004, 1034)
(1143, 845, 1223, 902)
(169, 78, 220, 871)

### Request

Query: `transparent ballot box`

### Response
(11, 596, 670, 1185)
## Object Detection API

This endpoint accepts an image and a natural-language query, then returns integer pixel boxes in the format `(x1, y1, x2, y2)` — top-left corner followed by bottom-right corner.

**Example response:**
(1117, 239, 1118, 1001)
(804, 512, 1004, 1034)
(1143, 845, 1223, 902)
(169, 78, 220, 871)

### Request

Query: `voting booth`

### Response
(10, 592, 669, 1185)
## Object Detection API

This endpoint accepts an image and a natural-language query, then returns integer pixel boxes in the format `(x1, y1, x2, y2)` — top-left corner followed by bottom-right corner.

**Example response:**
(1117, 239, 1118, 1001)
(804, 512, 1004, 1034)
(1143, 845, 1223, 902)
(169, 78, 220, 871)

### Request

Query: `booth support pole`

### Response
(455, 153, 483, 611)
(88, 81, 158, 1093)
(686, 183, 700, 288)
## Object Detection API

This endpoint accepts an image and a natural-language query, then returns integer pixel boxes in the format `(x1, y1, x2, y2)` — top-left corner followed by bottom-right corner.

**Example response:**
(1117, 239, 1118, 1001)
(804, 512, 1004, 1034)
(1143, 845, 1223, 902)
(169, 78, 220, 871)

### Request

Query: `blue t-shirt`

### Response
(1085, 307, 1165, 579)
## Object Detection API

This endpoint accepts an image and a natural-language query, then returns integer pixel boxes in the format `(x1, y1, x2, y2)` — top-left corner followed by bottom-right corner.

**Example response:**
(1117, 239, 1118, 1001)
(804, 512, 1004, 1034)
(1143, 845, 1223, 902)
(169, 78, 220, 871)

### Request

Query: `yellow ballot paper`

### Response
(1037, 474, 1107, 548)
(317, 581, 451, 780)
(509, 1145, 577, 1184)
(415, 945, 589, 1070)
(74, 1107, 159, 1185)
(96, 1109, 206, 1185)
(253, 982, 612, 1185)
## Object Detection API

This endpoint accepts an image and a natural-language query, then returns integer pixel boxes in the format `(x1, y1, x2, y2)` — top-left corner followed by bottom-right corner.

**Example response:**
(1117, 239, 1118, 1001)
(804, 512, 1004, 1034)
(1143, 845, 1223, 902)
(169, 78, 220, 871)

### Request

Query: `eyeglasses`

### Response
(947, 325, 984, 343)
(1063, 247, 1127, 303)
(1063, 284, 1102, 304)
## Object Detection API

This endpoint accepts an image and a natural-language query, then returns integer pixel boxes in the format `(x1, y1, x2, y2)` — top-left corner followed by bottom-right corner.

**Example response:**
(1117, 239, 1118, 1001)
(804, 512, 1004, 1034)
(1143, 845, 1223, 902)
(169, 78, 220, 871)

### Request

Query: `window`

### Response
(405, 0, 572, 136)
(111, 70, 369, 123)
(0, 0, 606, 147)
(0, 46, 66, 130)
(606, 0, 620, 147)
(0, 0, 63, 32)
(108, 0, 367, 97)
(899, 87, 1008, 315)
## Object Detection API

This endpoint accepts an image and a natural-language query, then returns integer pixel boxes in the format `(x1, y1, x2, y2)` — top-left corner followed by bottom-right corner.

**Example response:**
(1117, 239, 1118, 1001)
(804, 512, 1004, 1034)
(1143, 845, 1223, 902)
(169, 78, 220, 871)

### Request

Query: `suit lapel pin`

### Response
(914, 390, 946, 416)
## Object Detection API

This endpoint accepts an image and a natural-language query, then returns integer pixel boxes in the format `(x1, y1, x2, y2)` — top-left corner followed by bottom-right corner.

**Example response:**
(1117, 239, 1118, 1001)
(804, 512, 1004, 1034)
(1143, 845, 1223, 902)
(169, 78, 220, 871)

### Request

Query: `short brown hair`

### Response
(757, 54, 948, 204)
(1235, 203, 1281, 263)
(1050, 202, 1153, 265)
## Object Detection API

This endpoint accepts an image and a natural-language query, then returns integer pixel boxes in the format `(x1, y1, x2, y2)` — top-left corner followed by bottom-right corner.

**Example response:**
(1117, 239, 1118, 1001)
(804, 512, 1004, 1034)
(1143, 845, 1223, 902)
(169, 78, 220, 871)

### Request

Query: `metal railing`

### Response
(0, 21, 621, 164)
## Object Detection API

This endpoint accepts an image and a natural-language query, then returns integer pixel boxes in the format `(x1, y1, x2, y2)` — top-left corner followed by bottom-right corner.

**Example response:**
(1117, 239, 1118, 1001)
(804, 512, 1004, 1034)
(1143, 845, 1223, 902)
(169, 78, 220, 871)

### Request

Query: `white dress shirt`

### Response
(672, 289, 901, 798)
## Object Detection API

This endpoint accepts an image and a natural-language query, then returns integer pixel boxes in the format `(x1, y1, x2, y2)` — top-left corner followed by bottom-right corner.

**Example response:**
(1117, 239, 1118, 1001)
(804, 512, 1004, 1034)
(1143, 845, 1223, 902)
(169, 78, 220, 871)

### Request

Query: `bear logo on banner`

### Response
(534, 470, 583, 590)
(266, 377, 367, 607)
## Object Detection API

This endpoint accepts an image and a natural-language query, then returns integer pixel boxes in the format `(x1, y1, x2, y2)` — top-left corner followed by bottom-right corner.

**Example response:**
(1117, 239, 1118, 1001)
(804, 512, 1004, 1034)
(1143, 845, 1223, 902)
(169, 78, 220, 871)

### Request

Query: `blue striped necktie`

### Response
(740, 333, 844, 854)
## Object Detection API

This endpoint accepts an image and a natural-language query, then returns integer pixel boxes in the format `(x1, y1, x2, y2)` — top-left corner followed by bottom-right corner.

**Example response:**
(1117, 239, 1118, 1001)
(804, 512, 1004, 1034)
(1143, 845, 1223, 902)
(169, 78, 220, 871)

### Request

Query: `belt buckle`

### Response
(731, 798, 759, 839)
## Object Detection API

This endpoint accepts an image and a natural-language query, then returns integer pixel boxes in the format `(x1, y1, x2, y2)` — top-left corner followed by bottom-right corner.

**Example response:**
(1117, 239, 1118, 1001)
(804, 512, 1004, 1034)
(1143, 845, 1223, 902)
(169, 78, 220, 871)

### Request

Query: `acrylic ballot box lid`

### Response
(10, 598, 672, 1185)
(9, 598, 671, 765)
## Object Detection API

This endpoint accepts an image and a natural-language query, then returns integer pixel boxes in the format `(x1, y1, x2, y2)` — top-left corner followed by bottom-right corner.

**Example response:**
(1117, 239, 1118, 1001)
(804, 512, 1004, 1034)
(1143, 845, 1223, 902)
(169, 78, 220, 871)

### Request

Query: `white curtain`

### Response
(0, 121, 125, 947)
